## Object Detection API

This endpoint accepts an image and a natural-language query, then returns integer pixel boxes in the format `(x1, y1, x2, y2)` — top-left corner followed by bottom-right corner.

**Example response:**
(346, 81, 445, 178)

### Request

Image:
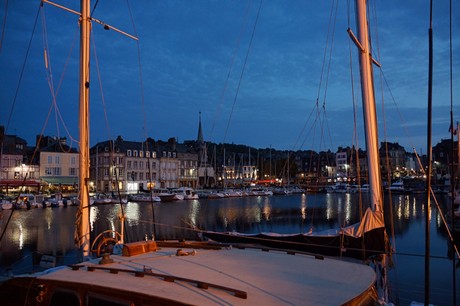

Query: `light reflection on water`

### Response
(0, 193, 459, 304)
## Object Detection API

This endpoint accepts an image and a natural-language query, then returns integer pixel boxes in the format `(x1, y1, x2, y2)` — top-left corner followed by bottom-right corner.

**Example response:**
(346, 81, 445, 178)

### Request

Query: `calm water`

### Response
(0, 192, 459, 305)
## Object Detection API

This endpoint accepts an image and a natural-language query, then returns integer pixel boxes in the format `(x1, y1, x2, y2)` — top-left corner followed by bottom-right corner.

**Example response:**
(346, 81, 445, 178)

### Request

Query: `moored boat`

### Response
(386, 181, 406, 194)
(0, 240, 379, 305)
(128, 193, 161, 202)
(1, 199, 13, 210)
(205, 190, 226, 199)
(171, 187, 199, 200)
(247, 187, 273, 196)
(0, 0, 391, 305)
(152, 188, 177, 202)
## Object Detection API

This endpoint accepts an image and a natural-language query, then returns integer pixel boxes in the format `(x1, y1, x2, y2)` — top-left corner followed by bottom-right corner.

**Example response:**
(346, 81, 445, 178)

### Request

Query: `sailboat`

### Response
(0, 1, 390, 305)
(205, 0, 389, 260)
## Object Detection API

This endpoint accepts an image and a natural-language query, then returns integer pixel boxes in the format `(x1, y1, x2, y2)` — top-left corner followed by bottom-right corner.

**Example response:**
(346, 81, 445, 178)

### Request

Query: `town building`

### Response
(38, 136, 79, 193)
(89, 136, 199, 193)
(90, 136, 159, 194)
(433, 138, 458, 187)
(379, 142, 406, 179)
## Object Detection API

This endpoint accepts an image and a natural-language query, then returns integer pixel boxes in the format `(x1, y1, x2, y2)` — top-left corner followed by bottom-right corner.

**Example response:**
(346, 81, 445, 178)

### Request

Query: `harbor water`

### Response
(0, 192, 459, 305)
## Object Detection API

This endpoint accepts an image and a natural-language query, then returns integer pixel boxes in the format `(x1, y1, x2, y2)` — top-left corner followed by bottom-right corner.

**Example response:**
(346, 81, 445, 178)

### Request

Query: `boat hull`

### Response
(204, 227, 387, 259)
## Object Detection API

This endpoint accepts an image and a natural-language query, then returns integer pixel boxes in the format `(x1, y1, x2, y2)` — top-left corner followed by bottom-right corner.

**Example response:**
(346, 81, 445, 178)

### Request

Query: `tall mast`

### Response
(78, 0, 91, 257)
(354, 0, 383, 212)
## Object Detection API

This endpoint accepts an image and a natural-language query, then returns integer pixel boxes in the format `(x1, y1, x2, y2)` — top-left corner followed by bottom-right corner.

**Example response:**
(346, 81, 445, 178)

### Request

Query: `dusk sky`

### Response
(1, 1, 458, 155)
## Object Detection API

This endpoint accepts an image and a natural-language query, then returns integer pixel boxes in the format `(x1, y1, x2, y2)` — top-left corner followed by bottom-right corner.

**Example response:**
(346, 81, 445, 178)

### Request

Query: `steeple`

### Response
(197, 112, 204, 144)
(196, 112, 207, 166)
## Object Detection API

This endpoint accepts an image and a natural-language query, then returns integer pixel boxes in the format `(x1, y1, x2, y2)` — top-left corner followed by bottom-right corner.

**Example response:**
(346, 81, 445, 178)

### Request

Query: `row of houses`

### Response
(0, 122, 458, 194)
(0, 133, 206, 194)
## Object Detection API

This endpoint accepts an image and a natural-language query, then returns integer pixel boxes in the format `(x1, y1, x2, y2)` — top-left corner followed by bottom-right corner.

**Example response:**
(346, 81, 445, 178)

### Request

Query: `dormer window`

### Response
(134, 150, 138, 157)
(127, 150, 132, 157)
(139, 151, 143, 157)
(146, 151, 150, 158)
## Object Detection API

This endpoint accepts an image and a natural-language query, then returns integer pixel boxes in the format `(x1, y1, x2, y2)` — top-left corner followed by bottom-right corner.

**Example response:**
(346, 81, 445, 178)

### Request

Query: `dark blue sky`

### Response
(1, 1, 458, 154)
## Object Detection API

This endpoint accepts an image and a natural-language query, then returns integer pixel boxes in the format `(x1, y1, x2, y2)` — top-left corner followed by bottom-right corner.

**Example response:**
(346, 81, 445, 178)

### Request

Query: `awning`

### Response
(41, 176, 79, 185)
(0, 179, 41, 187)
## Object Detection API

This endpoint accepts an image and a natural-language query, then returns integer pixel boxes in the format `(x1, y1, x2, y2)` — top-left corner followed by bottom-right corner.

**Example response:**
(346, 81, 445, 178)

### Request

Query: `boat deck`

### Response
(33, 241, 378, 305)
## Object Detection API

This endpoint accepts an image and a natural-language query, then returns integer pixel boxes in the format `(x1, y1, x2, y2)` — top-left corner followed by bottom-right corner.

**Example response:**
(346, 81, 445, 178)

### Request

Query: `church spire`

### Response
(196, 112, 207, 166)
(197, 111, 204, 143)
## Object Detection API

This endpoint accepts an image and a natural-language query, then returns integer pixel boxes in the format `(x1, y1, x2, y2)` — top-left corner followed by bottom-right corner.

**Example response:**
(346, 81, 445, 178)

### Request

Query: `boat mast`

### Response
(354, 0, 383, 212)
(79, 0, 91, 257)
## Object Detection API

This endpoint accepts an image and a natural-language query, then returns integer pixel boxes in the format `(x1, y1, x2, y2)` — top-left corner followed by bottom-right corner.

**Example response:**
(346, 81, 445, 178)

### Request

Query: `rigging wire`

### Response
(90, 31, 113, 142)
(222, 0, 262, 145)
(209, 0, 252, 142)
(0, 3, 42, 244)
(425, 1, 434, 303)
(0, 0, 8, 53)
(448, 0, 457, 304)
(346, 0, 363, 220)
(295, 0, 338, 157)
(284, 0, 339, 182)
(88, 0, 145, 242)
(126, 0, 157, 238)
(317, 0, 338, 154)
(2, 3, 41, 136)
(90, 0, 100, 17)
(368, 1, 397, 302)
(368, 0, 398, 257)
(40, 5, 76, 153)
(126, 0, 147, 143)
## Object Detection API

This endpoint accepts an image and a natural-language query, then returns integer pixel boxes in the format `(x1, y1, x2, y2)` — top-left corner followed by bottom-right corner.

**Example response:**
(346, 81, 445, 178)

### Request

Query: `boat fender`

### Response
(176, 249, 197, 256)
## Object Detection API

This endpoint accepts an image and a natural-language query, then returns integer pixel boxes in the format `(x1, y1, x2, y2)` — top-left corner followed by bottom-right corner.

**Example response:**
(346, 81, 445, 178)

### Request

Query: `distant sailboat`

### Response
(0, 1, 390, 305)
